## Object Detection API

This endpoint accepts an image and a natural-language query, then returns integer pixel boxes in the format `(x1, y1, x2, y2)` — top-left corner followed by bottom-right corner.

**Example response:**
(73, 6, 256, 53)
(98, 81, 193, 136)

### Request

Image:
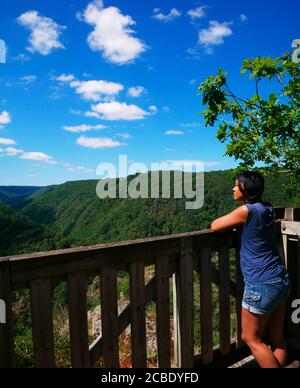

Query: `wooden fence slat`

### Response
(176, 238, 194, 368)
(235, 248, 243, 348)
(219, 245, 231, 356)
(199, 247, 213, 365)
(30, 278, 55, 368)
(68, 272, 90, 368)
(129, 262, 147, 368)
(100, 267, 119, 368)
(0, 261, 14, 368)
(172, 271, 180, 367)
(297, 239, 300, 340)
(156, 256, 171, 368)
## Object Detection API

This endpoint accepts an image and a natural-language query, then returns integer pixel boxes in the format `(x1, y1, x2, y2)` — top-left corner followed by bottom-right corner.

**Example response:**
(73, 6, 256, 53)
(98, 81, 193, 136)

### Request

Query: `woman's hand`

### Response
(211, 205, 249, 233)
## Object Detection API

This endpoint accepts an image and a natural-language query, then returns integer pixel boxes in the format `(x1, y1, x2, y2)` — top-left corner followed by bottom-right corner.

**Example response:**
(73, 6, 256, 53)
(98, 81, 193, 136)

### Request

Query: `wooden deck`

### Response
(230, 355, 299, 368)
(0, 207, 299, 368)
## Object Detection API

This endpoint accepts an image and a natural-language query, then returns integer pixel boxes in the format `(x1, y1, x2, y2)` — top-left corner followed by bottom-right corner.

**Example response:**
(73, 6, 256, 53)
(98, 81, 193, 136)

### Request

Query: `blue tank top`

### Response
(239, 202, 286, 282)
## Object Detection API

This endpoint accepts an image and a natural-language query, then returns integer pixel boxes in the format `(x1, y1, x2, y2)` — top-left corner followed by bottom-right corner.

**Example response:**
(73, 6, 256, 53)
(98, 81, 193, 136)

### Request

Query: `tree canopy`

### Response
(199, 52, 300, 193)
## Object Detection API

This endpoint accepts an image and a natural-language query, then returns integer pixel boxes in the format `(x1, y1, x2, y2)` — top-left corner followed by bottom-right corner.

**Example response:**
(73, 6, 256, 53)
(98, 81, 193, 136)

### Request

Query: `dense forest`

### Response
(0, 169, 299, 257)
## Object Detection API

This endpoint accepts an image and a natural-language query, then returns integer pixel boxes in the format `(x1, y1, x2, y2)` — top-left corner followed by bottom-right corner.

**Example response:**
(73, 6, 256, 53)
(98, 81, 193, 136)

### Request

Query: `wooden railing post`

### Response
(0, 260, 14, 368)
(235, 248, 244, 349)
(100, 267, 119, 368)
(281, 208, 300, 353)
(218, 244, 231, 356)
(30, 278, 56, 368)
(199, 247, 213, 364)
(68, 272, 90, 368)
(155, 256, 171, 368)
(172, 272, 180, 367)
(174, 238, 194, 368)
(129, 262, 147, 368)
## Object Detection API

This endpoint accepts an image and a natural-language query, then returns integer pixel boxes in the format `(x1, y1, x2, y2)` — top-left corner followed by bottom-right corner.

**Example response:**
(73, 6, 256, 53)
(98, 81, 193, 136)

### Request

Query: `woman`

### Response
(211, 171, 290, 368)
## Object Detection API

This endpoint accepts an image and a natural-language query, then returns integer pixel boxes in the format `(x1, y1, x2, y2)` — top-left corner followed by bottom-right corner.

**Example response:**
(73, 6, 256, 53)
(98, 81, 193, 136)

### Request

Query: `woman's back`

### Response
(240, 202, 286, 282)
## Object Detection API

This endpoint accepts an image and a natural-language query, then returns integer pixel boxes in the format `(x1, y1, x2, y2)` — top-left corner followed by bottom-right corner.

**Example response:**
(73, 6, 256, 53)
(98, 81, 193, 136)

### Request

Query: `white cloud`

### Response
(165, 130, 184, 136)
(189, 79, 198, 85)
(128, 86, 146, 97)
(240, 14, 248, 22)
(17, 11, 65, 55)
(55, 73, 75, 83)
(19, 75, 37, 84)
(180, 122, 200, 128)
(152, 8, 182, 23)
(0, 137, 16, 145)
(167, 160, 205, 167)
(204, 161, 222, 167)
(13, 54, 31, 62)
(77, 136, 125, 148)
(4, 147, 23, 156)
(187, 6, 207, 20)
(116, 133, 131, 139)
(63, 124, 106, 133)
(63, 162, 94, 174)
(149, 105, 158, 113)
(20, 151, 57, 164)
(85, 111, 101, 119)
(90, 101, 149, 121)
(70, 109, 82, 115)
(0, 111, 12, 126)
(80, 0, 147, 65)
(186, 47, 202, 60)
(166, 160, 221, 168)
(162, 106, 171, 113)
(70, 80, 124, 101)
(199, 21, 233, 52)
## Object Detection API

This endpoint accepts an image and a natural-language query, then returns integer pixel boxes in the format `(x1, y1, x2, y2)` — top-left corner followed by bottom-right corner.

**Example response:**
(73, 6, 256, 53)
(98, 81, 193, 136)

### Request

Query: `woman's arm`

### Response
(211, 205, 249, 233)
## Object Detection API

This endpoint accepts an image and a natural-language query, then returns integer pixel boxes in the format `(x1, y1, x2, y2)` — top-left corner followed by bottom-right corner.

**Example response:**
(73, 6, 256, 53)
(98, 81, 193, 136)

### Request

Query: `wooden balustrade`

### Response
(0, 208, 299, 368)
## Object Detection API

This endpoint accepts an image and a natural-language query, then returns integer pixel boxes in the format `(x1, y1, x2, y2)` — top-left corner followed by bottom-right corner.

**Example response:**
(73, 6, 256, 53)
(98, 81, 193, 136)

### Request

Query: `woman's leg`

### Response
(242, 307, 280, 368)
(267, 303, 288, 368)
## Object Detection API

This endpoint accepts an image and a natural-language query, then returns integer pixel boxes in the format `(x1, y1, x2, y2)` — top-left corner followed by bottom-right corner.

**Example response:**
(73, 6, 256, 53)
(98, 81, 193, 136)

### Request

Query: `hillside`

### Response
(0, 191, 10, 205)
(0, 186, 49, 209)
(0, 203, 59, 256)
(0, 186, 44, 198)
(0, 169, 299, 257)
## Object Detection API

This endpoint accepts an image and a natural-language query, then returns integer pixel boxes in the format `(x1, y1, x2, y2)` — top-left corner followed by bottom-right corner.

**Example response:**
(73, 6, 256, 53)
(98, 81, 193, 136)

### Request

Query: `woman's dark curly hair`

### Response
(236, 171, 265, 203)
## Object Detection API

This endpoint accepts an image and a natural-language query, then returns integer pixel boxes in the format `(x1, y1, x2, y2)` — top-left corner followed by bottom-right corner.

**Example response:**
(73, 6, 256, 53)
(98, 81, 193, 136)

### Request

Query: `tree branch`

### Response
(255, 77, 262, 108)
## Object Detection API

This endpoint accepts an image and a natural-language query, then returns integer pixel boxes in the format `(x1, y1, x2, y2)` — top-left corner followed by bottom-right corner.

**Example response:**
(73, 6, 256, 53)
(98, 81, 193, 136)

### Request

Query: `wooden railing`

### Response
(0, 208, 299, 368)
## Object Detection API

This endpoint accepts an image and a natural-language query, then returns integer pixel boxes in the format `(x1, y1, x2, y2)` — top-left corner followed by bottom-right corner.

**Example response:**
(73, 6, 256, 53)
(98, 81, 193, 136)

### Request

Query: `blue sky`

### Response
(0, 0, 299, 186)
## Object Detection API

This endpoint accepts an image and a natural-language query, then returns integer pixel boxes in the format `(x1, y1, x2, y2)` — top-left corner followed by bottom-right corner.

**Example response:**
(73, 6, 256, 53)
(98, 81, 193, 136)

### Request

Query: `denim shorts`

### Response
(242, 273, 291, 315)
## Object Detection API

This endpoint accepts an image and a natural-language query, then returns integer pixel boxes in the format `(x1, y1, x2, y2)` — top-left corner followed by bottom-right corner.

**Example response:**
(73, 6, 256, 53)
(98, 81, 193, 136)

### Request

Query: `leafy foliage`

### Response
(199, 53, 300, 194)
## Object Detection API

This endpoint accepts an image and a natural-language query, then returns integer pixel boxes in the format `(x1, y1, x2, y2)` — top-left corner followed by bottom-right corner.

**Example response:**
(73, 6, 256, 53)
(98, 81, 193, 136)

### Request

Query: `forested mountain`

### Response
(0, 203, 59, 256)
(0, 186, 43, 198)
(0, 169, 299, 257)
(0, 186, 49, 209)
